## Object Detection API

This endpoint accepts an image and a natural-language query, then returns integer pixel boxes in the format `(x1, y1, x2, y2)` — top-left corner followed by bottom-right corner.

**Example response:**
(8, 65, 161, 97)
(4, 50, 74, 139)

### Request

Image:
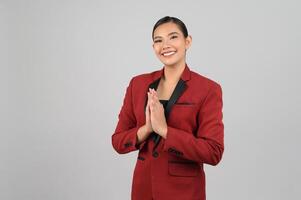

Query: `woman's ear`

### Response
(185, 35, 192, 50)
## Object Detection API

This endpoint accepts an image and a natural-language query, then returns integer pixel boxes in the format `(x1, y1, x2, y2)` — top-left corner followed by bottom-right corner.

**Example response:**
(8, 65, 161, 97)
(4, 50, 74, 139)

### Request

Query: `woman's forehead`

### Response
(153, 23, 182, 37)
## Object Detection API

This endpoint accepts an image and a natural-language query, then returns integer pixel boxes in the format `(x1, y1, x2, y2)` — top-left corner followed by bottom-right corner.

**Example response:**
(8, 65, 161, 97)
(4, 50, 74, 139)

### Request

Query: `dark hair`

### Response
(152, 16, 188, 40)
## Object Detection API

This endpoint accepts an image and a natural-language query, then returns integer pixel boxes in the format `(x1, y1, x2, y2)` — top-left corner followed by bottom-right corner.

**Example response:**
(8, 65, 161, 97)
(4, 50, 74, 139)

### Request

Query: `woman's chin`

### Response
(161, 59, 182, 67)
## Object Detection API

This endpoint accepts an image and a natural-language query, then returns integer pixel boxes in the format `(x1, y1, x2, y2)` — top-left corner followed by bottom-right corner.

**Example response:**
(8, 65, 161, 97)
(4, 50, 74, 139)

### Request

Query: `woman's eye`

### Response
(154, 40, 162, 43)
(171, 35, 178, 39)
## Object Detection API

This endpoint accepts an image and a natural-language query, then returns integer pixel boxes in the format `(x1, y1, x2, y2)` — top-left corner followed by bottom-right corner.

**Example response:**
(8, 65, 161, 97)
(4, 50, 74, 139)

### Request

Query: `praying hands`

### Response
(136, 88, 168, 144)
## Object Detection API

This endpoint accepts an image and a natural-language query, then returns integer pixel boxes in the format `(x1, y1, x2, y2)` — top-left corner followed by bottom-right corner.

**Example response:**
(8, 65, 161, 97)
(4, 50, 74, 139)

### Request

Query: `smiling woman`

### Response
(152, 18, 192, 71)
(112, 16, 224, 200)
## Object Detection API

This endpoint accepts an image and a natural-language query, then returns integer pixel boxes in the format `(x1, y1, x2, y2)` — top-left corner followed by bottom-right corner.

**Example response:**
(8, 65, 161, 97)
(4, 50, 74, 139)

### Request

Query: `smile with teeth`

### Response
(162, 51, 176, 57)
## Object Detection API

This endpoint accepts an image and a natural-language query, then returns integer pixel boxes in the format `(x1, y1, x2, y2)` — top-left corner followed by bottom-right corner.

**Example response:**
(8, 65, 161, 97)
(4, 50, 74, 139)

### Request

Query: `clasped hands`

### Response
(144, 88, 168, 139)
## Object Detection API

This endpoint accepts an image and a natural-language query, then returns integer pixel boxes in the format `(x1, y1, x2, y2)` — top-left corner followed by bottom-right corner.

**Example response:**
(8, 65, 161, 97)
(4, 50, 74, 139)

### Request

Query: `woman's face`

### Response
(152, 22, 192, 67)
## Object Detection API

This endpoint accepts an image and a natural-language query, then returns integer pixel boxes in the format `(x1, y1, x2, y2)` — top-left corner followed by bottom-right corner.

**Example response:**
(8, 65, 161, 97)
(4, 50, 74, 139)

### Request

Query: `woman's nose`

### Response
(162, 39, 171, 48)
(162, 42, 171, 50)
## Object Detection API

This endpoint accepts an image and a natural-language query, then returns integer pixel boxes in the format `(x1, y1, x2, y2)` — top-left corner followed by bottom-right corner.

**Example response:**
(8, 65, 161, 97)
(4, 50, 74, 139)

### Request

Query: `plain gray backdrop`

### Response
(1, 0, 300, 199)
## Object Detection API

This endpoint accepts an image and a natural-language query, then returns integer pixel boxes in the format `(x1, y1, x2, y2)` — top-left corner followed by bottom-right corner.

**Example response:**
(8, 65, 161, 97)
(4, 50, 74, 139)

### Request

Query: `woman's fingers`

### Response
(147, 91, 154, 113)
(146, 92, 150, 111)
(148, 88, 163, 114)
(149, 88, 159, 103)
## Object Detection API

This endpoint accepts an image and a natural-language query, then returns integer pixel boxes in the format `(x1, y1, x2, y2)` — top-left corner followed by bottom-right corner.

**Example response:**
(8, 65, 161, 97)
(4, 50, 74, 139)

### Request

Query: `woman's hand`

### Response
(148, 88, 168, 139)
(145, 90, 154, 133)
(136, 91, 153, 144)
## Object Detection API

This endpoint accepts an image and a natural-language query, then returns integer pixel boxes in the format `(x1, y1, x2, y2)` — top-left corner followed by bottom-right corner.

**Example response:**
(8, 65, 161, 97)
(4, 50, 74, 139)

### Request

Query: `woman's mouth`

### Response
(161, 51, 176, 57)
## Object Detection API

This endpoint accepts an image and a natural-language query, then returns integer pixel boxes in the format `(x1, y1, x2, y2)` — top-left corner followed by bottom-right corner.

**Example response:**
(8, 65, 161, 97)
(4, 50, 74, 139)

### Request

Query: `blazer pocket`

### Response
(168, 161, 199, 177)
(174, 102, 197, 106)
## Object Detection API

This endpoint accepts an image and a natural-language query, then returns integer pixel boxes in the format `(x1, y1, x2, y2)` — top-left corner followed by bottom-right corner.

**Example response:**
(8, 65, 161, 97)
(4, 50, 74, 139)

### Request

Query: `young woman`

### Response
(112, 16, 224, 200)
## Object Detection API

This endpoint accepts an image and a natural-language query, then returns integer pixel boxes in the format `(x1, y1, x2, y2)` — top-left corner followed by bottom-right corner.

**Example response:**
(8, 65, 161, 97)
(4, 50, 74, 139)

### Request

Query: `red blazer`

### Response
(112, 63, 224, 200)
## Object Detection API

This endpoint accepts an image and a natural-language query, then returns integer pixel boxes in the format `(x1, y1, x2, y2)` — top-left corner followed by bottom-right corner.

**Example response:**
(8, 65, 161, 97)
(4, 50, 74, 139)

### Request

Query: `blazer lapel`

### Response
(165, 79, 187, 118)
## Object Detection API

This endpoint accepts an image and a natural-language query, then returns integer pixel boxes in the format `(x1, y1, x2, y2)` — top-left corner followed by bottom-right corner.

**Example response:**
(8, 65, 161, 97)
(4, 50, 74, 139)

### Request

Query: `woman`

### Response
(112, 16, 224, 200)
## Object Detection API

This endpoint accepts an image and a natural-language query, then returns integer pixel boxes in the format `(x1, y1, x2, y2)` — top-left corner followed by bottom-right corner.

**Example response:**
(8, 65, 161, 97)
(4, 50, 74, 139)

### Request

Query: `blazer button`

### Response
(152, 151, 159, 158)
(124, 142, 133, 148)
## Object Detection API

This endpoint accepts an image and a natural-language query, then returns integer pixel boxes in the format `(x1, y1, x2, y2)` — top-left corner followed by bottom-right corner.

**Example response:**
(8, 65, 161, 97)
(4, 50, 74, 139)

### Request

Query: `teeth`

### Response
(163, 51, 176, 56)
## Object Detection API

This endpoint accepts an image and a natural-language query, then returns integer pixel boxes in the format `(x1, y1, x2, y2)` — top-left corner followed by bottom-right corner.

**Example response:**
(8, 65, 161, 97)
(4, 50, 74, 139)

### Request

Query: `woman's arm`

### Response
(136, 124, 152, 144)
(111, 77, 150, 154)
(162, 82, 224, 165)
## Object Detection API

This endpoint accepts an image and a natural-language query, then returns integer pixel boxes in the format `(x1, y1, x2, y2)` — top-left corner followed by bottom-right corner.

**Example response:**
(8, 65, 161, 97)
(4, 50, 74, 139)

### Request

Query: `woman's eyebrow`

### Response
(154, 32, 179, 40)
(168, 32, 180, 36)
(153, 36, 162, 40)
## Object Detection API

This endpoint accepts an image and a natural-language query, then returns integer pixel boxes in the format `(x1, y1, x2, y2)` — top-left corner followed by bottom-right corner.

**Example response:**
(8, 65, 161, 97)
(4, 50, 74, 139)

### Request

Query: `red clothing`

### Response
(112, 63, 224, 200)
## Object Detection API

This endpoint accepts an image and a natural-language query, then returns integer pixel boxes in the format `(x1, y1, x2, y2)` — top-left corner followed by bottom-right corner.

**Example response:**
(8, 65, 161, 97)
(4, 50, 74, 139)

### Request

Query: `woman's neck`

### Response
(163, 61, 186, 83)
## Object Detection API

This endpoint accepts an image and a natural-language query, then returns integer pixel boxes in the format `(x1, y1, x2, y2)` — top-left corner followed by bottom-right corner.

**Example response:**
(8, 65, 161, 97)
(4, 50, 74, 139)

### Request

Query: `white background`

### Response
(1, 0, 300, 199)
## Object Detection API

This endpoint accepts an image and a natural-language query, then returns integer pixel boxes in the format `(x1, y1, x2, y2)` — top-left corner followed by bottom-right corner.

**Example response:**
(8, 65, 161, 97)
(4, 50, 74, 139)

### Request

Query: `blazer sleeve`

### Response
(162, 82, 224, 165)
(111, 77, 146, 154)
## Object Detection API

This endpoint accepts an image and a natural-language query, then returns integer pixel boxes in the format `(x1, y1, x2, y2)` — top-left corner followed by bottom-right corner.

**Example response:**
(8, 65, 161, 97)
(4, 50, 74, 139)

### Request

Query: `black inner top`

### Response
(159, 99, 169, 108)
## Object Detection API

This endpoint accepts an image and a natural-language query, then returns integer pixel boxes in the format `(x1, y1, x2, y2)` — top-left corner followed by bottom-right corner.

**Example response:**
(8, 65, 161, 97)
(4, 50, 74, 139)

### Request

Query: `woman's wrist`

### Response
(137, 125, 151, 144)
